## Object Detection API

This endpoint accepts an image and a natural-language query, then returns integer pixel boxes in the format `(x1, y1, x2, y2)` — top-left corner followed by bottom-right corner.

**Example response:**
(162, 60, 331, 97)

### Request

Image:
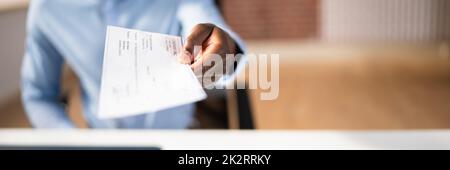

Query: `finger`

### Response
(191, 27, 228, 70)
(190, 43, 226, 72)
(177, 49, 193, 64)
(184, 24, 214, 60)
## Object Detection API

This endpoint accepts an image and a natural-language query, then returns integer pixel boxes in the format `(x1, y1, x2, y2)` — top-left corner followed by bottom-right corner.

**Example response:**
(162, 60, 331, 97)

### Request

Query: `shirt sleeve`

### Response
(177, 0, 247, 87)
(20, 3, 75, 128)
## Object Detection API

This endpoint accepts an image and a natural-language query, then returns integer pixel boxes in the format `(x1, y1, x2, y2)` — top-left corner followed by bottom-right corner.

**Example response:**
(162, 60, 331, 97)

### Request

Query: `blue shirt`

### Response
(21, 0, 246, 128)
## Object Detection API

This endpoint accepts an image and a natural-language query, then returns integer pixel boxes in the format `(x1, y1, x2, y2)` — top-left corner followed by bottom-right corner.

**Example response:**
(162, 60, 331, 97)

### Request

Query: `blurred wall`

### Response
(0, 9, 27, 102)
(220, 0, 450, 43)
(321, 0, 450, 43)
(219, 0, 319, 40)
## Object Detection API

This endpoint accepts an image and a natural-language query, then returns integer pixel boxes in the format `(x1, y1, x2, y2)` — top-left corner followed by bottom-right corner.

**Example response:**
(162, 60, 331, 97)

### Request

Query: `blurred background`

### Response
(0, 0, 449, 129)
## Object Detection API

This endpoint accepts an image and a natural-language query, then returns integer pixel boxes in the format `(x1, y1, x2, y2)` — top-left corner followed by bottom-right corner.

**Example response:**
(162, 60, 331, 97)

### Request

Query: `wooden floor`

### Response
(247, 42, 450, 129)
(1, 42, 449, 129)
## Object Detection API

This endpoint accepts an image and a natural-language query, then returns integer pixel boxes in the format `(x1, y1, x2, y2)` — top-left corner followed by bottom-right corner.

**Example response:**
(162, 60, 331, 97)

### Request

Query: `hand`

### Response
(178, 23, 237, 78)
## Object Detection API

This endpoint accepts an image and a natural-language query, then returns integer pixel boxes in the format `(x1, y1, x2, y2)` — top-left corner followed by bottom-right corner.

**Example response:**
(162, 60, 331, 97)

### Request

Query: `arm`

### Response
(177, 0, 247, 86)
(21, 5, 75, 128)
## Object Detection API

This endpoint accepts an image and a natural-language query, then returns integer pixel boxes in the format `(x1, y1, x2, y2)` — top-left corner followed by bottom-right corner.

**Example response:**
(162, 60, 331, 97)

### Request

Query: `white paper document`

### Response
(98, 26, 206, 119)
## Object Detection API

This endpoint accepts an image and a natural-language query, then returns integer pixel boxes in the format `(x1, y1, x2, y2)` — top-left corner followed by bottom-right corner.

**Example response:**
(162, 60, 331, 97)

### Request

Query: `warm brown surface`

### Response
(0, 92, 29, 127)
(247, 42, 450, 129)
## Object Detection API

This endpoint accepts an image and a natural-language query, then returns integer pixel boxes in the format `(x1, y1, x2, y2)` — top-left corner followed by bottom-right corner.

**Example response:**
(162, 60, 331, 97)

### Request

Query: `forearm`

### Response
(21, 25, 74, 128)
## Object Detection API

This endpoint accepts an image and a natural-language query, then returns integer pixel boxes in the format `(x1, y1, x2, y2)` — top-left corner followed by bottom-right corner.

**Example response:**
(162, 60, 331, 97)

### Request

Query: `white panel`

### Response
(0, 9, 27, 101)
(320, 0, 450, 43)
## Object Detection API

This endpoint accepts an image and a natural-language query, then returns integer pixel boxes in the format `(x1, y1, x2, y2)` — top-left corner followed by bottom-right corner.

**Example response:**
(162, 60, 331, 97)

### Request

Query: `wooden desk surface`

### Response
(247, 42, 450, 129)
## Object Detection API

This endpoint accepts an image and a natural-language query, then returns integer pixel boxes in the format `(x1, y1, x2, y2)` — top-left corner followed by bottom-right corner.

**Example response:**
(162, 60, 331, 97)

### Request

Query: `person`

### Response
(21, 0, 246, 128)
